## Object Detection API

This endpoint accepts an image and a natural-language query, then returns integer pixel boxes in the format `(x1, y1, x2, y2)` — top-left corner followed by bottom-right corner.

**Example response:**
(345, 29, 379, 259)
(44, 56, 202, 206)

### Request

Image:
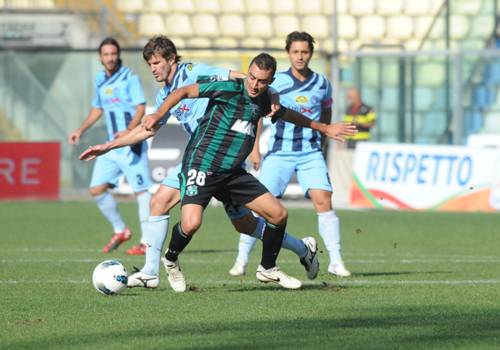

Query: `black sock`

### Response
(260, 221, 286, 269)
(165, 223, 192, 262)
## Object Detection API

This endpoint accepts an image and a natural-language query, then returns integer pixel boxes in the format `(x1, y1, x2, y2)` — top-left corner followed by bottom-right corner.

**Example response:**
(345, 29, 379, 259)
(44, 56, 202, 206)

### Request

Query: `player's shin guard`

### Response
(260, 221, 286, 269)
(165, 222, 192, 262)
(136, 191, 152, 244)
(141, 215, 169, 276)
(317, 210, 342, 264)
(94, 192, 126, 233)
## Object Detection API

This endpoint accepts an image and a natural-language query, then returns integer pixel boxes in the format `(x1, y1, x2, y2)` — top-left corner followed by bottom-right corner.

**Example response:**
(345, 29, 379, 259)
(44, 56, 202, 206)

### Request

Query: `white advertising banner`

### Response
(350, 142, 500, 211)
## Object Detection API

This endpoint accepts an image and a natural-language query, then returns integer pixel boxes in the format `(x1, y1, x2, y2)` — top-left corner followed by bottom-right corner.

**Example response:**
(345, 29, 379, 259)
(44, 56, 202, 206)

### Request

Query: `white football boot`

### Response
(328, 261, 352, 277)
(161, 257, 187, 292)
(127, 269, 159, 289)
(229, 262, 246, 277)
(256, 265, 302, 289)
(300, 237, 319, 280)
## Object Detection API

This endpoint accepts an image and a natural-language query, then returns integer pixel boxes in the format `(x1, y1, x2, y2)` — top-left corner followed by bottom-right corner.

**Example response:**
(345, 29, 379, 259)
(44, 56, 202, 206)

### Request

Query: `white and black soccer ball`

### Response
(92, 260, 128, 295)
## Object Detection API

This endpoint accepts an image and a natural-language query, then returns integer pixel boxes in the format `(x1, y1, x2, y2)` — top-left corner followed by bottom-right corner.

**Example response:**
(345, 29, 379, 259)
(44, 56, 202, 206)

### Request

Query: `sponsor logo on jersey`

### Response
(300, 106, 313, 114)
(104, 87, 113, 96)
(186, 185, 198, 196)
(172, 103, 191, 118)
(295, 95, 309, 104)
(187, 64, 193, 71)
(231, 120, 255, 136)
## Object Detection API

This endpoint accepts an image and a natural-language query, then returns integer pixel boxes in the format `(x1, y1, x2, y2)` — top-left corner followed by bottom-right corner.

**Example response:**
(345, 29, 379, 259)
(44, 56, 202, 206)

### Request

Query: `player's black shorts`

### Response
(178, 167, 269, 209)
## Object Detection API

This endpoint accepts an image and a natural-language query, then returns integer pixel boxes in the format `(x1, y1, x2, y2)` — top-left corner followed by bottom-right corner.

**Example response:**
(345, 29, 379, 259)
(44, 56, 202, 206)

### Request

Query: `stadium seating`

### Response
(146, 0, 169, 13)
(138, 14, 165, 36)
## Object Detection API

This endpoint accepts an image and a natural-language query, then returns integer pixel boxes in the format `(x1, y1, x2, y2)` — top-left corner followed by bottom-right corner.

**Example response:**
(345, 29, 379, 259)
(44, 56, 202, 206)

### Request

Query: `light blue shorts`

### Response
(90, 144, 152, 193)
(259, 151, 332, 198)
(161, 162, 250, 219)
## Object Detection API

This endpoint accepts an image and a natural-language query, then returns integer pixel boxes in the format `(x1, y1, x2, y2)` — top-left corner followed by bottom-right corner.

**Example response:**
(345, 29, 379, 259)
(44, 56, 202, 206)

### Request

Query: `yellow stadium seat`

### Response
(165, 14, 192, 37)
(241, 38, 266, 48)
(337, 15, 357, 39)
(267, 38, 285, 49)
(192, 14, 219, 37)
(453, 0, 482, 14)
(377, 0, 403, 15)
(350, 0, 375, 16)
(302, 15, 329, 39)
(416, 62, 445, 87)
(169, 37, 186, 48)
(146, 0, 169, 13)
(245, 0, 270, 14)
(213, 37, 239, 48)
(323, 0, 348, 15)
(219, 15, 246, 38)
(386, 16, 413, 40)
(428, 18, 444, 40)
(297, 0, 322, 14)
(359, 16, 385, 40)
(220, 0, 245, 13)
(450, 15, 469, 40)
(116, 0, 143, 12)
(5, 0, 30, 8)
(405, 39, 420, 51)
(138, 14, 165, 36)
(273, 15, 300, 37)
(404, 0, 431, 15)
(194, 0, 220, 13)
(270, 0, 296, 14)
(33, 0, 55, 8)
(187, 37, 212, 48)
(470, 16, 494, 38)
(246, 15, 272, 38)
(414, 17, 433, 38)
(169, 0, 195, 13)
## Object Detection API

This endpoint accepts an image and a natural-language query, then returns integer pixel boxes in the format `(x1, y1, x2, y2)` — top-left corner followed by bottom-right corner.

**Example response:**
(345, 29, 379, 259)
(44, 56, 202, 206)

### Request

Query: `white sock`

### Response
(236, 217, 308, 266)
(141, 215, 169, 276)
(317, 210, 343, 265)
(136, 191, 152, 244)
(94, 192, 126, 233)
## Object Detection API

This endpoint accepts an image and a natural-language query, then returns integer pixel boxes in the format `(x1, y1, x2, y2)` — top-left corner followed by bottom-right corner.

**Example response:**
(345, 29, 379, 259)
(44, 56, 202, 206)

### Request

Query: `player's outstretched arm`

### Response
(143, 84, 200, 131)
(79, 124, 157, 161)
(280, 109, 357, 142)
(68, 108, 102, 145)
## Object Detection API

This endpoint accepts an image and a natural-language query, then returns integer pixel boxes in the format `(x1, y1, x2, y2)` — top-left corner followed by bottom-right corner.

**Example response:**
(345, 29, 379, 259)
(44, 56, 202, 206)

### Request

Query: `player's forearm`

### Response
(152, 84, 199, 123)
(229, 70, 246, 79)
(128, 104, 146, 130)
(252, 118, 263, 154)
(78, 108, 102, 134)
(106, 125, 155, 151)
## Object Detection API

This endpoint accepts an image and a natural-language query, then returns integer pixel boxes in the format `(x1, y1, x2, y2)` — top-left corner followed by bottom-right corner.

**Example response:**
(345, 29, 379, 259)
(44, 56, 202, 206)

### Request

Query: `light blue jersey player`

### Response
(231, 32, 352, 277)
(68, 38, 152, 254)
(80, 36, 319, 288)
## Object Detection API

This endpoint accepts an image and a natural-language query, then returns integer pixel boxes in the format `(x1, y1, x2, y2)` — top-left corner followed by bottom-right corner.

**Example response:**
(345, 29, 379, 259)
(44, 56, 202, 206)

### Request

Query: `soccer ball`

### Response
(92, 260, 128, 295)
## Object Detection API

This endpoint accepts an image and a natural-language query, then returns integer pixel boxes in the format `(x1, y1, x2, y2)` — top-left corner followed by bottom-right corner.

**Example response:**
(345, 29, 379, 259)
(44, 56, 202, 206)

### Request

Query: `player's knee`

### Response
(269, 206, 288, 226)
(150, 194, 169, 215)
(312, 194, 332, 212)
(181, 217, 201, 236)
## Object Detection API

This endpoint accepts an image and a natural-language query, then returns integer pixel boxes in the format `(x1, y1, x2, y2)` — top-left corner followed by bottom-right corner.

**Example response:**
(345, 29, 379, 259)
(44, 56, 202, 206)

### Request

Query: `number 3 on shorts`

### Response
(186, 169, 206, 187)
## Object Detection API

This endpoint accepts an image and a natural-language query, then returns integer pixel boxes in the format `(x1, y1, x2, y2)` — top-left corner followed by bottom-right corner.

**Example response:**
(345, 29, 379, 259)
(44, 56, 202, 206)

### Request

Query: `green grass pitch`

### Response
(0, 201, 499, 350)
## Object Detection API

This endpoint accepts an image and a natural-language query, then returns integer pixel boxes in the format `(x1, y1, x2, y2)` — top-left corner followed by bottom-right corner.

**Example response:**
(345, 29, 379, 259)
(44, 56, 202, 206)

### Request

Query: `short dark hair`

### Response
(249, 53, 277, 76)
(142, 35, 181, 63)
(285, 31, 315, 53)
(98, 37, 122, 65)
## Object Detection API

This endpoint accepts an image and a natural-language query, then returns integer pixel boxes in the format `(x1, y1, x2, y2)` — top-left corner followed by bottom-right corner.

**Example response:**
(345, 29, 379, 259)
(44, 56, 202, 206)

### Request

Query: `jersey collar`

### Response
(286, 67, 315, 85)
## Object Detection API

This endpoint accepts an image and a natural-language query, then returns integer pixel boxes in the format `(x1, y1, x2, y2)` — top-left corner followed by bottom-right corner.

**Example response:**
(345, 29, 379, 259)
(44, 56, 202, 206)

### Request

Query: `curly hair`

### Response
(142, 35, 181, 63)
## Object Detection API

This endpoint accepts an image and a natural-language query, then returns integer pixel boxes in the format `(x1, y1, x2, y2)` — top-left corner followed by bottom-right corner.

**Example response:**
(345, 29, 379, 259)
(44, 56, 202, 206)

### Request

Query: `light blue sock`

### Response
(318, 210, 342, 264)
(236, 217, 307, 266)
(141, 215, 169, 276)
(94, 192, 126, 233)
(136, 191, 152, 244)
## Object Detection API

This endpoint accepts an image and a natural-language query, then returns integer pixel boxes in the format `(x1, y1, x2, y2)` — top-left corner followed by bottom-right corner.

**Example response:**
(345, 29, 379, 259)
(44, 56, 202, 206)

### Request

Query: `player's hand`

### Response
(323, 122, 358, 142)
(79, 144, 111, 161)
(267, 92, 281, 118)
(248, 149, 262, 170)
(68, 130, 82, 145)
(142, 115, 159, 131)
(114, 130, 129, 139)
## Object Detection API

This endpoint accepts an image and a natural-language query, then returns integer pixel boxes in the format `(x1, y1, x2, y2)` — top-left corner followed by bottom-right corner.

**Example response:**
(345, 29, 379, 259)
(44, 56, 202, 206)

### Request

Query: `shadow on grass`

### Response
(6, 306, 500, 350)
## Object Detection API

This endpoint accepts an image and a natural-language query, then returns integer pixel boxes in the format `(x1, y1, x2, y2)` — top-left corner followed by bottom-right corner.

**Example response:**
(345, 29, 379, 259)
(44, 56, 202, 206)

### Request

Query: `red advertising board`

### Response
(0, 142, 60, 200)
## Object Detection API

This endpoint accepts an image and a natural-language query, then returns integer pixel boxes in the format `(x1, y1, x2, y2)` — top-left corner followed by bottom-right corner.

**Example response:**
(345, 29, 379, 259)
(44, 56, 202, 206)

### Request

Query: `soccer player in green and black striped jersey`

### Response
(142, 53, 357, 291)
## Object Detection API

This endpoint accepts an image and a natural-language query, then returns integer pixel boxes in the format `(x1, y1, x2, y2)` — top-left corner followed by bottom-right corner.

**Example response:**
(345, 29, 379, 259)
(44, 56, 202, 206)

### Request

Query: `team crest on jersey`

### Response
(104, 87, 113, 96)
(187, 64, 193, 71)
(295, 95, 309, 104)
(186, 185, 198, 196)
(231, 120, 255, 136)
